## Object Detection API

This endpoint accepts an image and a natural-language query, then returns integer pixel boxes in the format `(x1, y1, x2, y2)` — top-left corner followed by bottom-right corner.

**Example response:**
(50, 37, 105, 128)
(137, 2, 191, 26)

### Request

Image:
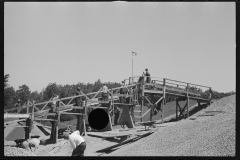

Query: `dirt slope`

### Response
(104, 95, 235, 156)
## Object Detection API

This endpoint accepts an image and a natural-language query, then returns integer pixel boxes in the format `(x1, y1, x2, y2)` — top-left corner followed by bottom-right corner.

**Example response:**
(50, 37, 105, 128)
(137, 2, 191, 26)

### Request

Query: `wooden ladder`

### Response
(134, 105, 142, 122)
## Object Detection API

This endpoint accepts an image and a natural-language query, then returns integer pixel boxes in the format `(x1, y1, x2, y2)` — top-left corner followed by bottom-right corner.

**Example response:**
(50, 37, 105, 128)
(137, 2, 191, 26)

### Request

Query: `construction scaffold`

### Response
(4, 76, 214, 143)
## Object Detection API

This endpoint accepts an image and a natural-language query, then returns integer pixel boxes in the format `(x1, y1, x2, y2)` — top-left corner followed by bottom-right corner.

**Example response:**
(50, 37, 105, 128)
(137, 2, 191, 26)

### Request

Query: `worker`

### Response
(63, 130, 86, 157)
(102, 85, 109, 102)
(119, 81, 126, 103)
(20, 138, 42, 153)
(49, 93, 59, 142)
(144, 68, 151, 83)
(74, 87, 83, 111)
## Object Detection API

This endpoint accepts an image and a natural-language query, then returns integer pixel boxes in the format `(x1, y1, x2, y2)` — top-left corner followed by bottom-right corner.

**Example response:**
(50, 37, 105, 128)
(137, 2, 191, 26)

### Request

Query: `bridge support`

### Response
(176, 97, 189, 120)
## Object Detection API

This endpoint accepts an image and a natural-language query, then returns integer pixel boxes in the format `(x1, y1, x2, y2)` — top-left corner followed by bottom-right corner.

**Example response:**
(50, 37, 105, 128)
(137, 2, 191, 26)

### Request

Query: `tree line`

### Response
(4, 74, 235, 110)
(4, 74, 121, 110)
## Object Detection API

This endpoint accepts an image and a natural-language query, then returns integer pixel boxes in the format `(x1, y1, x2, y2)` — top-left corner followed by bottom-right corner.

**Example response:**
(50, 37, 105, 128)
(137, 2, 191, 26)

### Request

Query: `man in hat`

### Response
(63, 130, 86, 156)
(144, 68, 151, 83)
(119, 81, 126, 103)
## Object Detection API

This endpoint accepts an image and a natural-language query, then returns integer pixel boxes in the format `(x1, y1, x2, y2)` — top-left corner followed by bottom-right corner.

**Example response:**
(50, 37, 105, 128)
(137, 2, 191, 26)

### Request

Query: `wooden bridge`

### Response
(4, 76, 213, 143)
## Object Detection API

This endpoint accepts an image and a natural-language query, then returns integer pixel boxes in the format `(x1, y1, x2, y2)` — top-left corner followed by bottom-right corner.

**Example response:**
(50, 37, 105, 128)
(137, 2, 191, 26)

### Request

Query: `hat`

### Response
(145, 68, 148, 71)
(17, 99, 21, 102)
(63, 132, 70, 139)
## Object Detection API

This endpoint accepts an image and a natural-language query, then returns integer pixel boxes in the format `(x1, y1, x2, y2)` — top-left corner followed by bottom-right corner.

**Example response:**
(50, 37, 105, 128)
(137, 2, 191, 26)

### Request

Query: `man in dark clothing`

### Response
(120, 81, 126, 103)
(144, 68, 151, 83)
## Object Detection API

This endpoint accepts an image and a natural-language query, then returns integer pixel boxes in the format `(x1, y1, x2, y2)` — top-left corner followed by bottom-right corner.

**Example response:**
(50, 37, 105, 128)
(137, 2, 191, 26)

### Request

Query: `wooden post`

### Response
(141, 79, 145, 122)
(176, 98, 178, 121)
(27, 100, 29, 114)
(208, 87, 212, 106)
(25, 118, 30, 140)
(55, 108, 60, 143)
(187, 96, 189, 118)
(111, 89, 114, 125)
(30, 100, 35, 139)
(162, 78, 166, 124)
(150, 94, 154, 121)
(186, 83, 189, 118)
(83, 99, 87, 136)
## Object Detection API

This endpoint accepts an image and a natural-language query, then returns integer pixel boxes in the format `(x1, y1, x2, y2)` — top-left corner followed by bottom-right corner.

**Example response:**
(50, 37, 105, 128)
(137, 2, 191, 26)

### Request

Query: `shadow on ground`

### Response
(166, 103, 209, 122)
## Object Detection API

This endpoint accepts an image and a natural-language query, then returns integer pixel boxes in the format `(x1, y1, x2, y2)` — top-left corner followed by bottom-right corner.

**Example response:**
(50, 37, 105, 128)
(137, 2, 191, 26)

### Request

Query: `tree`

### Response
(42, 83, 59, 101)
(4, 74, 10, 89)
(16, 85, 31, 105)
(4, 86, 16, 109)
(29, 91, 42, 103)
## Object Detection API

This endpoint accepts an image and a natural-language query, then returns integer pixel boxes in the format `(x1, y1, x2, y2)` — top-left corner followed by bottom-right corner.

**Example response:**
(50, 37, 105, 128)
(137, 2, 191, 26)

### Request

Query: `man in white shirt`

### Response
(20, 138, 42, 153)
(63, 130, 86, 156)
(102, 85, 109, 102)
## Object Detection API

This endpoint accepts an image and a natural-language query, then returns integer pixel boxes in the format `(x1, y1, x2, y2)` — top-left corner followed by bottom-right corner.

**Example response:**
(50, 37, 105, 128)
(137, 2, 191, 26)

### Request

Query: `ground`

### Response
(4, 95, 235, 157)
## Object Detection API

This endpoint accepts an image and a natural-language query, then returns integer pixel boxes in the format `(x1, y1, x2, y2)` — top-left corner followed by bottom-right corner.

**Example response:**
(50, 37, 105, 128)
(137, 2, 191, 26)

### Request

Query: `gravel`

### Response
(4, 146, 37, 156)
(104, 95, 235, 156)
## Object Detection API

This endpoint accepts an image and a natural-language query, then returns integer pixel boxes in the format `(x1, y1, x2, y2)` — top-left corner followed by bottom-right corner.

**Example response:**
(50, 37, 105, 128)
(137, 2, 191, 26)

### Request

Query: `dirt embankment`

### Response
(104, 95, 235, 156)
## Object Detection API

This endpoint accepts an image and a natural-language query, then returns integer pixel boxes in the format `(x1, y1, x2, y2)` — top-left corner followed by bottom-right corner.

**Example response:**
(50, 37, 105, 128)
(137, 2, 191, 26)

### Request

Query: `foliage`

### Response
(4, 86, 16, 110)
(4, 74, 10, 89)
(16, 85, 31, 105)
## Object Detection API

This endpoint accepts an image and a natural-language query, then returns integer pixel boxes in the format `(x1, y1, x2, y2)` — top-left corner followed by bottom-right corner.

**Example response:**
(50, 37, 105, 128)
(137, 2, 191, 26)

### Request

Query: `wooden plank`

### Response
(135, 116, 142, 119)
(134, 110, 142, 113)
(144, 96, 153, 105)
(113, 103, 135, 106)
(87, 106, 108, 109)
(88, 100, 109, 103)
(4, 114, 30, 119)
(60, 112, 83, 115)
(34, 118, 56, 121)
(141, 107, 152, 118)
(144, 90, 163, 94)
(87, 132, 132, 138)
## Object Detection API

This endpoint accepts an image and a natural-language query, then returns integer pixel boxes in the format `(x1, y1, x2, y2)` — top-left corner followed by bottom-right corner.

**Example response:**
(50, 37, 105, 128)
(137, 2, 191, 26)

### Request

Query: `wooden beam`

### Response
(144, 96, 153, 106)
(60, 112, 83, 115)
(141, 107, 152, 118)
(154, 96, 163, 105)
(41, 98, 52, 111)
(34, 118, 56, 121)
(92, 88, 102, 99)
(80, 91, 90, 100)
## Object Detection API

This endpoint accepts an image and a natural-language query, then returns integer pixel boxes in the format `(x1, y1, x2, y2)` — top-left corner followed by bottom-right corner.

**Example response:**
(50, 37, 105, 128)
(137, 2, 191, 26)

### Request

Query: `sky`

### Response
(4, 2, 235, 93)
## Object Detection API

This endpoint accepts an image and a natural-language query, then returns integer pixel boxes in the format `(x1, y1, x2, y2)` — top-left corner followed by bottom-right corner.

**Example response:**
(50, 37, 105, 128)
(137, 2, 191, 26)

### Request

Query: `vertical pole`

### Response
(141, 80, 144, 122)
(83, 99, 87, 136)
(27, 100, 29, 114)
(30, 101, 35, 139)
(187, 83, 189, 118)
(176, 98, 178, 121)
(111, 89, 114, 125)
(55, 108, 60, 143)
(208, 87, 212, 106)
(25, 118, 30, 140)
(162, 78, 166, 124)
(132, 58, 133, 83)
(187, 96, 189, 118)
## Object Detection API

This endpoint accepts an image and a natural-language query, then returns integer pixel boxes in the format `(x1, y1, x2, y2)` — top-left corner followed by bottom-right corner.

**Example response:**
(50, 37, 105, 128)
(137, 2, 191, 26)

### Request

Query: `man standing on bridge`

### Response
(144, 68, 151, 83)
(102, 85, 109, 102)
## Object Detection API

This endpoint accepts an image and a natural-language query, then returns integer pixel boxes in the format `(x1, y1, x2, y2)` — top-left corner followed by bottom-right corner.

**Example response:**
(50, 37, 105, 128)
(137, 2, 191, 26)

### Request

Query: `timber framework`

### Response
(4, 76, 214, 143)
